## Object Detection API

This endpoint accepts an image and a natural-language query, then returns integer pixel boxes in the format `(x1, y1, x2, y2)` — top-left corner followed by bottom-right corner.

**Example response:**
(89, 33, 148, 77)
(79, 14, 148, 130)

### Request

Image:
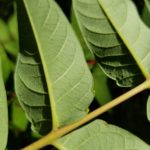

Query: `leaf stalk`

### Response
(22, 79, 150, 150)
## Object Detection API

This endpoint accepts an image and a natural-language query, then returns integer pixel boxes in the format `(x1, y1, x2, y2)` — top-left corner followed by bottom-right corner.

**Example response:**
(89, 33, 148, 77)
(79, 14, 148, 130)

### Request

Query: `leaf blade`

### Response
(73, 0, 144, 87)
(54, 120, 150, 150)
(15, 0, 94, 134)
(0, 61, 8, 150)
(98, 0, 150, 79)
(92, 65, 112, 105)
(142, 0, 150, 27)
(144, 0, 150, 12)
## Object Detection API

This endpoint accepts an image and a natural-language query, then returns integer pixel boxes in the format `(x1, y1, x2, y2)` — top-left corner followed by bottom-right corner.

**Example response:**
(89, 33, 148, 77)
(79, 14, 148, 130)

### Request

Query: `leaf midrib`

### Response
(98, 0, 150, 80)
(23, 0, 58, 129)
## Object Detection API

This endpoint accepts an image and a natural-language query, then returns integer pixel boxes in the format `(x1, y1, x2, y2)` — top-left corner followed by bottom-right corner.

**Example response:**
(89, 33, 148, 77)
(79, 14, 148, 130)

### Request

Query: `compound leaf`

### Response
(73, 0, 150, 122)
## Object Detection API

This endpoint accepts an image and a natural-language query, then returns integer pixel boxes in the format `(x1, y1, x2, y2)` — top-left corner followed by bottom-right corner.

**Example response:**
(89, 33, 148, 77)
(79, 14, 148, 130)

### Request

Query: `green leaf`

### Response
(12, 99, 28, 131)
(15, 0, 94, 135)
(73, 0, 150, 121)
(54, 120, 150, 150)
(96, 0, 150, 121)
(73, 0, 150, 87)
(6, 11, 19, 57)
(92, 65, 112, 105)
(4, 41, 18, 57)
(0, 44, 13, 82)
(144, 0, 150, 12)
(0, 13, 18, 58)
(97, 0, 150, 80)
(8, 12, 18, 41)
(0, 61, 8, 150)
(0, 19, 10, 43)
(142, 0, 150, 27)
(71, 7, 94, 61)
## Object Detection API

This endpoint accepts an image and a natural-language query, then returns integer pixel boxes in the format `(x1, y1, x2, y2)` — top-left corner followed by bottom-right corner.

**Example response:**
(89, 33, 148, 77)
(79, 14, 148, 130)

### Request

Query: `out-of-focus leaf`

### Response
(12, 99, 28, 131)
(4, 41, 18, 57)
(54, 120, 150, 150)
(0, 19, 10, 43)
(0, 13, 18, 59)
(0, 61, 8, 150)
(31, 131, 42, 139)
(8, 12, 18, 41)
(144, 0, 150, 12)
(6, 11, 19, 57)
(0, 44, 13, 81)
(142, 0, 150, 27)
(92, 65, 111, 105)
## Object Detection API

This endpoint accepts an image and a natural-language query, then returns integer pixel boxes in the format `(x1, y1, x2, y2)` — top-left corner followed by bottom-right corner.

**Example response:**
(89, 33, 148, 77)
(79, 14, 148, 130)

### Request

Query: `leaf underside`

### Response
(97, 0, 150, 78)
(0, 61, 8, 150)
(54, 120, 150, 150)
(73, 0, 150, 87)
(97, 0, 150, 122)
(15, 0, 94, 134)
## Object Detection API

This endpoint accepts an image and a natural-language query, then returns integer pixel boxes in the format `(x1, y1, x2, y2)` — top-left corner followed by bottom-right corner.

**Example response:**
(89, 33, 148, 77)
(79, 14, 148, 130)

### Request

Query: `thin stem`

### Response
(22, 80, 150, 150)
